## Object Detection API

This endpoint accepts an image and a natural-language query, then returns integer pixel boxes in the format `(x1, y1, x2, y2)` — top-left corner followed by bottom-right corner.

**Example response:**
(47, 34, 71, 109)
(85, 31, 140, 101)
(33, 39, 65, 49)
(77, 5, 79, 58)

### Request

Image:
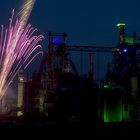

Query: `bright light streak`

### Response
(117, 23, 126, 27)
(0, 10, 44, 99)
(17, 0, 36, 30)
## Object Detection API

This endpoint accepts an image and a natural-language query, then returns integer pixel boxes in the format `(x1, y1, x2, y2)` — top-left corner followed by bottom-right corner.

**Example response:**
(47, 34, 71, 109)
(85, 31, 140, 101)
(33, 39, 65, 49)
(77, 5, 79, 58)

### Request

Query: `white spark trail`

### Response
(17, 0, 36, 30)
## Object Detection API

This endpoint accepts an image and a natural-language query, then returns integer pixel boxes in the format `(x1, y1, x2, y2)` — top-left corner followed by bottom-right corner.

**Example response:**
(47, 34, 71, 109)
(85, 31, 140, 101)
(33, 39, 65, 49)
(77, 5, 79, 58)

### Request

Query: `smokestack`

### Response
(17, 70, 24, 116)
(117, 23, 126, 44)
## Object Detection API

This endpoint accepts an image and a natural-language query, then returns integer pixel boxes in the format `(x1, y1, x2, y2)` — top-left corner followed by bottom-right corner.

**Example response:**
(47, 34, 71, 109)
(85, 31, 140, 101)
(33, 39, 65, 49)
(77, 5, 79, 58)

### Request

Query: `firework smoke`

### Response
(0, 10, 44, 99)
(17, 0, 36, 30)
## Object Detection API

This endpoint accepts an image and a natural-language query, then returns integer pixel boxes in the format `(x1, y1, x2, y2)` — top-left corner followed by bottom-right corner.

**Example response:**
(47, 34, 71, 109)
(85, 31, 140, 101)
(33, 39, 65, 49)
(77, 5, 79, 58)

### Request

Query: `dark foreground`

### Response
(1, 120, 140, 138)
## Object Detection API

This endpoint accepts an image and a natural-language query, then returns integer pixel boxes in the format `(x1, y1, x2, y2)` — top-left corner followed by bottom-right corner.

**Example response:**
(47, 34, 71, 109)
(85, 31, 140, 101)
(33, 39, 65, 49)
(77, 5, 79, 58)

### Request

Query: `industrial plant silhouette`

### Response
(1, 23, 140, 127)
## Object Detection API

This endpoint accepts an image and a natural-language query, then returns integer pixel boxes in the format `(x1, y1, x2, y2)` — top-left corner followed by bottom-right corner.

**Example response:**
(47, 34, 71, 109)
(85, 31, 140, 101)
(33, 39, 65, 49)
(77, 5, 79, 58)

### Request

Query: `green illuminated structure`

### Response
(102, 88, 123, 122)
(117, 23, 126, 44)
(125, 36, 134, 45)
(101, 22, 138, 123)
(123, 104, 134, 121)
(101, 85, 134, 122)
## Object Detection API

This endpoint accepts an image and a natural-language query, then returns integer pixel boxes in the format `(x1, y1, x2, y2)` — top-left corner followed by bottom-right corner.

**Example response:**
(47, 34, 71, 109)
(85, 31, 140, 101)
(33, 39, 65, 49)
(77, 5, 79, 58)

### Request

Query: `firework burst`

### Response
(0, 10, 44, 99)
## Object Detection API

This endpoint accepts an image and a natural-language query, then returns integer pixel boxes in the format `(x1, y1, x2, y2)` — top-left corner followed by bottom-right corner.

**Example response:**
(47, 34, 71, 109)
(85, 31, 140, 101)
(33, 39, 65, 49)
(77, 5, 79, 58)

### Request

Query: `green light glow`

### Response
(102, 95, 134, 122)
(102, 89, 123, 122)
(123, 104, 134, 121)
(117, 23, 126, 27)
(103, 100, 123, 122)
(103, 85, 110, 89)
(125, 36, 134, 45)
(17, 111, 23, 117)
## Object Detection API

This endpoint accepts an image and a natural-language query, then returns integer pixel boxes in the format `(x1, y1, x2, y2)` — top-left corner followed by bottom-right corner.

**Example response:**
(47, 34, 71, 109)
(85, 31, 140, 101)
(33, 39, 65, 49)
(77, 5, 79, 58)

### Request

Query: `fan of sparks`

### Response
(0, 10, 44, 99)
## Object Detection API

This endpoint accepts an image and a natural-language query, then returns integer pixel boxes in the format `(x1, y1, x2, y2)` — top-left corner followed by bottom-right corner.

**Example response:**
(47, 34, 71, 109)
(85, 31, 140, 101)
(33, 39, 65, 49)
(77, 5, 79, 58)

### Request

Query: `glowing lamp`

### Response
(117, 23, 126, 27)
(123, 48, 127, 53)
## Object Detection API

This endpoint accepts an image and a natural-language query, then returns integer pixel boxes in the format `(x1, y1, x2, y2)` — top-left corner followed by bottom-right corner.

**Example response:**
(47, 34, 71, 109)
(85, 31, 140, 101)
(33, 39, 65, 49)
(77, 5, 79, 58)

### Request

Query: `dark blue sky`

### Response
(1, 0, 140, 46)
(31, 0, 140, 46)
(1, 0, 140, 80)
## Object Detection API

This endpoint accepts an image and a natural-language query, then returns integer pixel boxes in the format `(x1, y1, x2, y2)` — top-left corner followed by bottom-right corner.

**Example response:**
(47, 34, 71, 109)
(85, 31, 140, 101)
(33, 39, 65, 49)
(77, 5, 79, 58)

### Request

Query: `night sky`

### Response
(1, 0, 140, 46)
(0, 0, 140, 80)
(26, 0, 140, 46)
